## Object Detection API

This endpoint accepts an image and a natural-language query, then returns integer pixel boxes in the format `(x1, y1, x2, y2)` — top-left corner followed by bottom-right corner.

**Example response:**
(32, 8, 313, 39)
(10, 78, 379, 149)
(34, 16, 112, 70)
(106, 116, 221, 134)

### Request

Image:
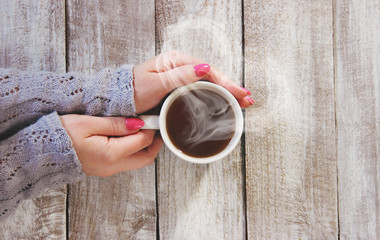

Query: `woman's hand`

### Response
(133, 50, 254, 114)
(60, 114, 163, 177)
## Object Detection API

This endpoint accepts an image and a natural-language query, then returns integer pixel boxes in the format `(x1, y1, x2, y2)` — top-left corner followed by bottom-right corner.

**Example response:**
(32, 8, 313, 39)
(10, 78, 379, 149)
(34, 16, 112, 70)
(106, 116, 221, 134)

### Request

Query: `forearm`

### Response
(0, 112, 84, 222)
(0, 65, 136, 136)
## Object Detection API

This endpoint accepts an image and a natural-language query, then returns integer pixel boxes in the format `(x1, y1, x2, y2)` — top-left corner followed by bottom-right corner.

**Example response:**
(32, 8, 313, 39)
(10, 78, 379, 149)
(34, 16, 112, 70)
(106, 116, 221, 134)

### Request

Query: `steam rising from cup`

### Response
(178, 90, 235, 150)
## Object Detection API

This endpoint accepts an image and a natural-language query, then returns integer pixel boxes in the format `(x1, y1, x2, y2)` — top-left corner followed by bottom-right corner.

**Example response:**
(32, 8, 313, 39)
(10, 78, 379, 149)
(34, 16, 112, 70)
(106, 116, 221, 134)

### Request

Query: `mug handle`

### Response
(139, 115, 160, 130)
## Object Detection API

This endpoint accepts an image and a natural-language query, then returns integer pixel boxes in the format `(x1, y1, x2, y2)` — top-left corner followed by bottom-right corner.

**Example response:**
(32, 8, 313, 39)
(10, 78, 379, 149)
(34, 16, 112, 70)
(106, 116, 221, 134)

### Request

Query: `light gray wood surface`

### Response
(155, 1, 245, 239)
(244, 0, 338, 239)
(66, 0, 156, 239)
(0, 0, 379, 239)
(0, 0, 67, 239)
(335, 0, 380, 239)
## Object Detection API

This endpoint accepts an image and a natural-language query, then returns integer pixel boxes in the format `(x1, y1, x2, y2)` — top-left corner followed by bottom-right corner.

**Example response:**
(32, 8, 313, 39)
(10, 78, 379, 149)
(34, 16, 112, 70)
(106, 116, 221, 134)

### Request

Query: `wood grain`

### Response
(335, 0, 380, 239)
(0, 0, 67, 239)
(66, 0, 156, 239)
(155, 1, 245, 239)
(0, 0, 66, 72)
(244, 1, 338, 239)
(1, 0, 378, 238)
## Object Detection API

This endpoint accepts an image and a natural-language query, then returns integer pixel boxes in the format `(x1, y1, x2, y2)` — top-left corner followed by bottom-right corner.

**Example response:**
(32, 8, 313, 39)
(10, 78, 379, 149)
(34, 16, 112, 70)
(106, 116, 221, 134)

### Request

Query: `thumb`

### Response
(157, 63, 210, 92)
(88, 116, 145, 136)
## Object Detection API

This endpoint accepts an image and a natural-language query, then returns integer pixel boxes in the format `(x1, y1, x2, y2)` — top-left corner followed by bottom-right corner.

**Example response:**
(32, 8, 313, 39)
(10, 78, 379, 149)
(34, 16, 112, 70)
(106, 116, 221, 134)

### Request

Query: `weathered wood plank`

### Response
(0, 0, 66, 72)
(155, 1, 245, 239)
(244, 1, 338, 239)
(66, 0, 156, 239)
(0, 0, 67, 239)
(335, 0, 380, 239)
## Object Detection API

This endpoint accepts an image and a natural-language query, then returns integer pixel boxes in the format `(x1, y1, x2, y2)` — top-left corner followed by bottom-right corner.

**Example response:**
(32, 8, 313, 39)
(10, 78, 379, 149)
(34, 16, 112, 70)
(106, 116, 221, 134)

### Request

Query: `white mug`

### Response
(140, 81, 244, 164)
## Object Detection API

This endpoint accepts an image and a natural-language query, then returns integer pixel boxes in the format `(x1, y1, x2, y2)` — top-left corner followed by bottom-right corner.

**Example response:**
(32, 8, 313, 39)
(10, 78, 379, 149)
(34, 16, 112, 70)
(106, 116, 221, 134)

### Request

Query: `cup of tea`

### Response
(140, 81, 244, 164)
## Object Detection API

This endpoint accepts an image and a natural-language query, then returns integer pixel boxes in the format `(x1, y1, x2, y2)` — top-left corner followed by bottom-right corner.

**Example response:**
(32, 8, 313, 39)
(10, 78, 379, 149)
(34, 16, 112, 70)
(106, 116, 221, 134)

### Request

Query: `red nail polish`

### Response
(194, 63, 210, 77)
(125, 118, 145, 130)
(241, 87, 251, 95)
(247, 97, 255, 105)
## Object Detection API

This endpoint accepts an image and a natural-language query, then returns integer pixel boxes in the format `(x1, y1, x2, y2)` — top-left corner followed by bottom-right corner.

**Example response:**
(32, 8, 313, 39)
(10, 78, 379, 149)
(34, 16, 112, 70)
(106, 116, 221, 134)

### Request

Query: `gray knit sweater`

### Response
(0, 65, 135, 221)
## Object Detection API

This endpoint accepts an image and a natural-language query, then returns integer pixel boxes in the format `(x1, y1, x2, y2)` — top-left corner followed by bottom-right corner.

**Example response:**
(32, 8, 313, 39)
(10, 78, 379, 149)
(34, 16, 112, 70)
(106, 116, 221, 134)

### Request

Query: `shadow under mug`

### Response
(140, 81, 244, 164)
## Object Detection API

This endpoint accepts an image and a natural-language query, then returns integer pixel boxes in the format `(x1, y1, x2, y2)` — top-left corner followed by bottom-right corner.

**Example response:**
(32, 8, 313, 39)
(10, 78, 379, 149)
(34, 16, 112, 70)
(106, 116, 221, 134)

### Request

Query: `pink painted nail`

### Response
(246, 97, 255, 105)
(194, 63, 211, 77)
(125, 118, 145, 130)
(241, 87, 251, 95)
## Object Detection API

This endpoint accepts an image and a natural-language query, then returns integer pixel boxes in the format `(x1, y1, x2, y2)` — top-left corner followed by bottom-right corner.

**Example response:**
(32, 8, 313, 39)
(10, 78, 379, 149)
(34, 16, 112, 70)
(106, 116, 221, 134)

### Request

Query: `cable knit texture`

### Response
(0, 65, 136, 221)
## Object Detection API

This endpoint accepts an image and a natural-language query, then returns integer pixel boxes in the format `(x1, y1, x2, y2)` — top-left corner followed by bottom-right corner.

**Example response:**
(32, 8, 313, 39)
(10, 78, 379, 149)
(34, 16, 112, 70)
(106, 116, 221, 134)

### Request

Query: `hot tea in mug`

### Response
(140, 81, 244, 164)
(166, 89, 235, 158)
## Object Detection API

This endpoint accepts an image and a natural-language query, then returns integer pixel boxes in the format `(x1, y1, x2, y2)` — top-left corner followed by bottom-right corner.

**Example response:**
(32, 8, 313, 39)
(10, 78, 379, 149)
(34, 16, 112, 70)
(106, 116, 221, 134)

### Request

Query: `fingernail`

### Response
(194, 63, 210, 77)
(125, 118, 145, 130)
(241, 87, 251, 95)
(246, 97, 255, 105)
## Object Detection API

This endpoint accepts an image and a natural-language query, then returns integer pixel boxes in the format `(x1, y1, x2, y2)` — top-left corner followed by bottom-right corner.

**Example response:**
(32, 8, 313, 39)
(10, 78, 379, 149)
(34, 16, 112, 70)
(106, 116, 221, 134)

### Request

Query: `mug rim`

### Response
(159, 81, 244, 164)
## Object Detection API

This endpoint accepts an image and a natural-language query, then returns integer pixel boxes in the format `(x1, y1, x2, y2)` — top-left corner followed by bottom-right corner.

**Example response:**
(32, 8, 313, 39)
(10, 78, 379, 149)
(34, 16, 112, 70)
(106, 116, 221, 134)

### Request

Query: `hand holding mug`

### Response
(60, 115, 163, 177)
(133, 50, 254, 114)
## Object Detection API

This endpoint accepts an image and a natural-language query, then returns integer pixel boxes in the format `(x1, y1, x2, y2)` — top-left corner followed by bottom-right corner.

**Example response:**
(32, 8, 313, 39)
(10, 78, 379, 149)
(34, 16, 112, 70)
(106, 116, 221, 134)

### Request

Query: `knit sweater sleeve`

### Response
(0, 112, 83, 221)
(0, 65, 136, 222)
(0, 65, 136, 138)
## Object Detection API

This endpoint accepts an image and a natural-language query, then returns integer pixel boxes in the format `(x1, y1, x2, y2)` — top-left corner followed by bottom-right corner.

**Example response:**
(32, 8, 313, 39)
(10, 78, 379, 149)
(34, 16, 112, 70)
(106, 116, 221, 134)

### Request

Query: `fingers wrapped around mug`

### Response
(138, 51, 253, 105)
(154, 61, 254, 109)
(60, 115, 163, 177)
(133, 51, 254, 113)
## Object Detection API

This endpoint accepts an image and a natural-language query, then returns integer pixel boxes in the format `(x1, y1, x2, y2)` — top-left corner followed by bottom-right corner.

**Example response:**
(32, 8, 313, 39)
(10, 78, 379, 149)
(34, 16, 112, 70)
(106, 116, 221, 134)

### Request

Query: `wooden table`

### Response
(1, 0, 378, 239)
